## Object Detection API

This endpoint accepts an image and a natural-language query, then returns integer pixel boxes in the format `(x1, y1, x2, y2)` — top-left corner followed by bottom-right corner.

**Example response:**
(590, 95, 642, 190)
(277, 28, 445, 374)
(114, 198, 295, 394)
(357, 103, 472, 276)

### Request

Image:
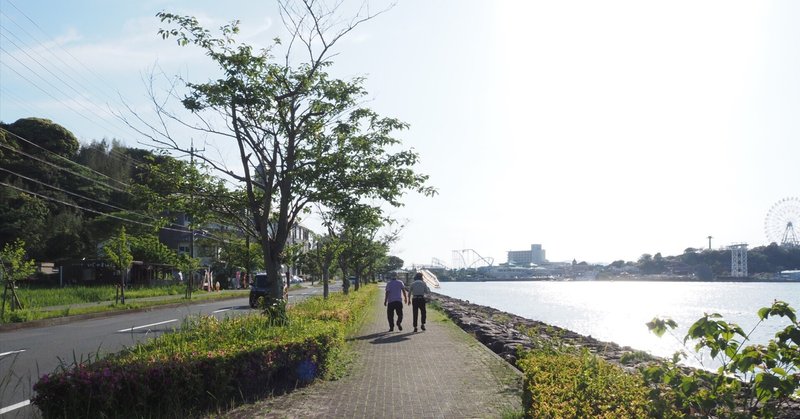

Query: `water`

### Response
(437, 281, 800, 369)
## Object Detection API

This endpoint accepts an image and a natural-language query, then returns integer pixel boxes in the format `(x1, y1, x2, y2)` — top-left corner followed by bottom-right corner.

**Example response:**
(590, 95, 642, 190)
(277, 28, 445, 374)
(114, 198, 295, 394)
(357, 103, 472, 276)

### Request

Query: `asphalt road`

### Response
(0, 282, 338, 418)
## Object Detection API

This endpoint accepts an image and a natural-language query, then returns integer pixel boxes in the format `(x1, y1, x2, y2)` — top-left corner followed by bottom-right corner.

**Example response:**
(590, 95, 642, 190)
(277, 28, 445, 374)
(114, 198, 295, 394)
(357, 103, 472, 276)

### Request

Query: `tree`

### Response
(608, 260, 625, 269)
(133, 2, 435, 302)
(2, 117, 79, 157)
(129, 234, 178, 265)
(308, 234, 342, 299)
(322, 200, 390, 293)
(104, 227, 133, 304)
(0, 118, 84, 258)
(0, 239, 36, 314)
(383, 255, 404, 274)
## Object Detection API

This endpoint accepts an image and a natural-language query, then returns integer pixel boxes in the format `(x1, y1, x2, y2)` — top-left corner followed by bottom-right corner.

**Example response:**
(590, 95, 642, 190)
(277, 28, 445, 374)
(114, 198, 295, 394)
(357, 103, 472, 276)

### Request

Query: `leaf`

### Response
(646, 317, 677, 337)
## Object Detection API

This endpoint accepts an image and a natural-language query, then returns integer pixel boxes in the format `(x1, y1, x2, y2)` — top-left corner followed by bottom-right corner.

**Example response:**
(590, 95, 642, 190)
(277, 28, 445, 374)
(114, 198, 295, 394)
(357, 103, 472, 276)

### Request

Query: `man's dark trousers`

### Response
(387, 301, 403, 329)
(412, 297, 426, 328)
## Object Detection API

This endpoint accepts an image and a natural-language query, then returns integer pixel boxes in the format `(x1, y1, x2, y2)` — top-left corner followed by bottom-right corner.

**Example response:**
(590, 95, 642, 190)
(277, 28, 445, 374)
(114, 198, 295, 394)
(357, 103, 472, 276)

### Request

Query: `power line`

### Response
(0, 180, 158, 229)
(0, 180, 228, 240)
(0, 86, 42, 118)
(0, 1, 196, 176)
(0, 126, 132, 190)
(0, 22, 133, 140)
(0, 127, 223, 239)
(0, 140, 128, 194)
(1, 1, 140, 142)
(0, 10, 122, 110)
(0, 58, 109, 134)
(0, 166, 133, 214)
(0, 45, 129, 141)
(0, 162, 230, 243)
(3, 0, 127, 108)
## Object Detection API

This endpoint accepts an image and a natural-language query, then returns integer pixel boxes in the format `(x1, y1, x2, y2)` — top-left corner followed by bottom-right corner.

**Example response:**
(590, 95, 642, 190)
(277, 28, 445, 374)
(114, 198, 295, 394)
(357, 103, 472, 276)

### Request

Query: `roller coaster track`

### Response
(451, 249, 494, 269)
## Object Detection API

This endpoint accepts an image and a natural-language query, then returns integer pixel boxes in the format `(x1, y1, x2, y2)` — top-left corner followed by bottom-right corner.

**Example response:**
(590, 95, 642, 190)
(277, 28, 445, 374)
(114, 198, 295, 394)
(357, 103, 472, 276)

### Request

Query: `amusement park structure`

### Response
(765, 197, 800, 247)
(451, 249, 494, 269)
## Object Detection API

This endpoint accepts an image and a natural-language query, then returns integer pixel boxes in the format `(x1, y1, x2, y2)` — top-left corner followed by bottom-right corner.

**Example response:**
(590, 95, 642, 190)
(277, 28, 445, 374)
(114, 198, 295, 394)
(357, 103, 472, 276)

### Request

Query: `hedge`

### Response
(32, 285, 378, 418)
(518, 348, 669, 419)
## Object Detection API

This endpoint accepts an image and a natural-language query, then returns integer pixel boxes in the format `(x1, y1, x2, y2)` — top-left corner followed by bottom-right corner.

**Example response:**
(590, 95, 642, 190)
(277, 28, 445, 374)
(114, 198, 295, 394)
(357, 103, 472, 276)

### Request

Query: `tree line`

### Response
(607, 244, 800, 279)
(0, 116, 412, 289)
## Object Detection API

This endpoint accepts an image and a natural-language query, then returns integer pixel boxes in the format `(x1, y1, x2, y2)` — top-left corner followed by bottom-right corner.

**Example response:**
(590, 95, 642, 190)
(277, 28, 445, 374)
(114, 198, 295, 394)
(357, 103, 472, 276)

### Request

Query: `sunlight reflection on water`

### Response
(438, 281, 800, 370)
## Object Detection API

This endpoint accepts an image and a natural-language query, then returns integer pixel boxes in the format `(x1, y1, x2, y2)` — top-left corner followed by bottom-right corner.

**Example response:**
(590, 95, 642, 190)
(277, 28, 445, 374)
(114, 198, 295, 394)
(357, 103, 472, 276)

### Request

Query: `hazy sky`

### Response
(2, 1, 800, 267)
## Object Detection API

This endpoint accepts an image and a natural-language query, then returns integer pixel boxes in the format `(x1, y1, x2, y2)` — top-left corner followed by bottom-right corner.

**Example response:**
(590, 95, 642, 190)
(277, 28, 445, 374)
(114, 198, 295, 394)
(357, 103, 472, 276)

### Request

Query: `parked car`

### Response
(249, 273, 289, 308)
(249, 273, 269, 308)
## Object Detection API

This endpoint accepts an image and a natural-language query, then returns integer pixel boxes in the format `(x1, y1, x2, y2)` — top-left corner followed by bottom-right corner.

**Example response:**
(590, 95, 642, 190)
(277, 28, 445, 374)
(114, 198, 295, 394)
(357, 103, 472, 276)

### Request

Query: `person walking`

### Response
(384, 275, 409, 332)
(409, 272, 431, 332)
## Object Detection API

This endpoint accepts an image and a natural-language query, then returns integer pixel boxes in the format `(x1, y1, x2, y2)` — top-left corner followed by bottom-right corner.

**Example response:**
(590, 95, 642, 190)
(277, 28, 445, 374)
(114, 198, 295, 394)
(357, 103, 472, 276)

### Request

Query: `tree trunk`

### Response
(266, 249, 284, 302)
(353, 264, 363, 291)
(322, 266, 330, 299)
(340, 266, 350, 294)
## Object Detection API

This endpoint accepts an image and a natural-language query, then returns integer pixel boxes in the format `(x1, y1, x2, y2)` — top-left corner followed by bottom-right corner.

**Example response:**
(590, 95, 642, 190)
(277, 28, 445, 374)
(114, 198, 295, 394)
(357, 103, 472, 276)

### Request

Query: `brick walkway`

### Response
(223, 284, 522, 418)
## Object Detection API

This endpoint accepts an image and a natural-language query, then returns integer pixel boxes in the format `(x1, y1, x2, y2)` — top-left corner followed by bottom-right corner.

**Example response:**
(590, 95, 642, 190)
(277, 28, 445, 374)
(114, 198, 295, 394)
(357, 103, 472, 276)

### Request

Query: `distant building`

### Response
(159, 212, 316, 270)
(507, 244, 547, 266)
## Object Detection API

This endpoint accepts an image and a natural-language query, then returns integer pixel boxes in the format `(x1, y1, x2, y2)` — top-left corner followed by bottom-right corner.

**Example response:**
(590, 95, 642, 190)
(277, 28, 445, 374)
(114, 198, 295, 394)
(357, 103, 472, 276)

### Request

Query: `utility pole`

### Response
(187, 141, 195, 299)
(119, 240, 126, 304)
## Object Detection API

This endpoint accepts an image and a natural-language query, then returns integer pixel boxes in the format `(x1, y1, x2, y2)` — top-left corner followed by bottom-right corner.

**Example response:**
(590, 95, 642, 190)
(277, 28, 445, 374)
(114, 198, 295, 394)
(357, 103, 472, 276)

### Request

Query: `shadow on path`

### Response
(348, 330, 414, 344)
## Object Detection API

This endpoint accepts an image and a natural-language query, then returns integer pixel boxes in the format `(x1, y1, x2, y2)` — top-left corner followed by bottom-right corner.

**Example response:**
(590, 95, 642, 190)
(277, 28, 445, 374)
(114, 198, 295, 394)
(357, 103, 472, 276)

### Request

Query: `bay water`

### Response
(436, 281, 800, 370)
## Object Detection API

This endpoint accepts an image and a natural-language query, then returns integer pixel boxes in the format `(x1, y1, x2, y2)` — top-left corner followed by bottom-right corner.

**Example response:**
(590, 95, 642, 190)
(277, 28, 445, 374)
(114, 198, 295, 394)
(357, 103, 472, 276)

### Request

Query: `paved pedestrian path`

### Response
(224, 284, 523, 418)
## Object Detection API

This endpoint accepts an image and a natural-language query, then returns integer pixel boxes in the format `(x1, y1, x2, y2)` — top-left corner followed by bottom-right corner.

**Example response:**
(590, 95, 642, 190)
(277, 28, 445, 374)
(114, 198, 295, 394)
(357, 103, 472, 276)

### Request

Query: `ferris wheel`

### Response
(765, 197, 800, 247)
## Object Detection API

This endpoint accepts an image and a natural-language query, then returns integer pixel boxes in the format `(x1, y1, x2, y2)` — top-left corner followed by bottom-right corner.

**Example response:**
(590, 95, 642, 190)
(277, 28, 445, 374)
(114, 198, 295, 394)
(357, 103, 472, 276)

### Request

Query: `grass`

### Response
(1, 288, 248, 324)
(11, 283, 187, 307)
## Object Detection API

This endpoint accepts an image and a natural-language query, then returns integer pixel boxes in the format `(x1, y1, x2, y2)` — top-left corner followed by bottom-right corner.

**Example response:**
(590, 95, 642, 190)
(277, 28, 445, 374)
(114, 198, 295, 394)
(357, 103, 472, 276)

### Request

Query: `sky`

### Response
(2, 0, 800, 267)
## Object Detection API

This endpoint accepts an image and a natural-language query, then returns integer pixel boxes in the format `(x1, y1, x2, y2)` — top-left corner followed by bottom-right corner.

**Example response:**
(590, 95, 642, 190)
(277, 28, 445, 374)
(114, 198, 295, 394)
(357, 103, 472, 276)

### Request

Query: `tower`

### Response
(728, 244, 748, 278)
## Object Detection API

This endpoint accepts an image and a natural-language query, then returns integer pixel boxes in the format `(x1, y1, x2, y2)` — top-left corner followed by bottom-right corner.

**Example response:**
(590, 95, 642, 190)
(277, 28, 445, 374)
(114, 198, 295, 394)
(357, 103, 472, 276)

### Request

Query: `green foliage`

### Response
(260, 297, 289, 326)
(517, 347, 663, 418)
(32, 286, 377, 418)
(3, 117, 79, 157)
(128, 234, 177, 265)
(155, 6, 435, 301)
(0, 239, 36, 282)
(644, 301, 800, 417)
(175, 252, 200, 278)
(381, 255, 404, 273)
(103, 227, 133, 272)
(620, 350, 653, 365)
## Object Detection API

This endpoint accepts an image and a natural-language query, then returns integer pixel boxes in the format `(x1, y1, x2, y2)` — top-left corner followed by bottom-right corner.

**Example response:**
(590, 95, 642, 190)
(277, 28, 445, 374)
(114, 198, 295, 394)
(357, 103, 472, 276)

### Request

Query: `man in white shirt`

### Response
(409, 272, 430, 332)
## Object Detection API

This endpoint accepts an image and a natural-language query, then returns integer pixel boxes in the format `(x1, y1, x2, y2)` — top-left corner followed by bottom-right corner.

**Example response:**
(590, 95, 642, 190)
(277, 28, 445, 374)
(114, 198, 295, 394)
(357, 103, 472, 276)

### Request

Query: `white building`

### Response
(507, 244, 547, 266)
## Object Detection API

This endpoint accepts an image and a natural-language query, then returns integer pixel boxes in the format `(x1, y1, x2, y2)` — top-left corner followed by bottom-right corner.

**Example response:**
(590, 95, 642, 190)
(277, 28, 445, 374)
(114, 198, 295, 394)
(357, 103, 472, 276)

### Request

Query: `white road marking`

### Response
(0, 349, 25, 358)
(0, 399, 30, 414)
(212, 308, 232, 314)
(117, 319, 177, 333)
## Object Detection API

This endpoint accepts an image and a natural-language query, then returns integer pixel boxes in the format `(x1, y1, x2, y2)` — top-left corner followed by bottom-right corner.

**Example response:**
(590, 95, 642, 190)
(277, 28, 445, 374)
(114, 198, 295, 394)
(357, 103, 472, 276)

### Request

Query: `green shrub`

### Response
(32, 285, 378, 418)
(5, 308, 34, 323)
(644, 300, 800, 417)
(518, 348, 669, 419)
